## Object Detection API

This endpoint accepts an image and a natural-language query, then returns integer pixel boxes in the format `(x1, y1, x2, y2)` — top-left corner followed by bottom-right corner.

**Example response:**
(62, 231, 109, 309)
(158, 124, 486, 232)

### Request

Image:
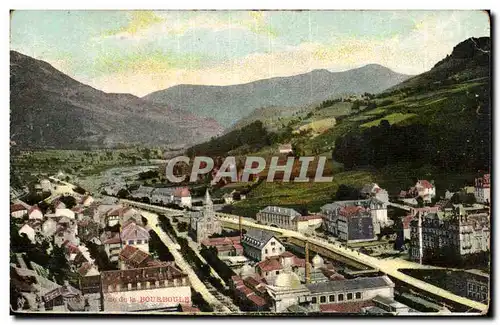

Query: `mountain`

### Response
(389, 37, 490, 91)
(10, 51, 223, 149)
(143, 64, 411, 127)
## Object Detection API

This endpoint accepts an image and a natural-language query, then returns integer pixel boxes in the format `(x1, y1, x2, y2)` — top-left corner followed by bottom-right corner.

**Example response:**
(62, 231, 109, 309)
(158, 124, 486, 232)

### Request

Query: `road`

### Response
(140, 210, 231, 313)
(122, 200, 488, 313)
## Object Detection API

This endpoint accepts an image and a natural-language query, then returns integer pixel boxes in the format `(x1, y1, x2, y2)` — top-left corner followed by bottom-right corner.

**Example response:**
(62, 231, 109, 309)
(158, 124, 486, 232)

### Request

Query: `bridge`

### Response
(121, 200, 488, 314)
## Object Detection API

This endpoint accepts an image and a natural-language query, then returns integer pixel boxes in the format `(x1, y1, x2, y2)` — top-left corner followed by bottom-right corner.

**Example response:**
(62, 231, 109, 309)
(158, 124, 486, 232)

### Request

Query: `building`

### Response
(474, 174, 490, 204)
(40, 179, 52, 192)
(265, 270, 311, 313)
(101, 263, 191, 312)
(55, 208, 75, 220)
(409, 205, 490, 263)
(295, 215, 324, 233)
(28, 205, 43, 220)
(19, 224, 36, 243)
(321, 198, 389, 241)
(402, 180, 437, 203)
(256, 206, 302, 230)
(102, 232, 122, 262)
(11, 203, 28, 219)
(189, 190, 222, 242)
(230, 275, 269, 311)
(120, 221, 150, 253)
(278, 144, 293, 155)
(81, 195, 94, 207)
(321, 202, 376, 243)
(256, 251, 306, 284)
(306, 276, 395, 311)
(200, 236, 243, 257)
(43, 281, 85, 311)
(119, 245, 164, 270)
(241, 229, 286, 261)
(360, 183, 389, 203)
(150, 187, 192, 208)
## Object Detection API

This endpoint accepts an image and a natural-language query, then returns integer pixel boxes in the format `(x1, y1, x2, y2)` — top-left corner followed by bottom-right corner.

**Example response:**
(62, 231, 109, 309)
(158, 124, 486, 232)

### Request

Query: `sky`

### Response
(10, 10, 490, 96)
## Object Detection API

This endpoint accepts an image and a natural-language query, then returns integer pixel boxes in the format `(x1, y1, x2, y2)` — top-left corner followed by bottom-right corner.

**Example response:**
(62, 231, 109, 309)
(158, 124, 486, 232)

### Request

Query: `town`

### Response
(10, 169, 490, 314)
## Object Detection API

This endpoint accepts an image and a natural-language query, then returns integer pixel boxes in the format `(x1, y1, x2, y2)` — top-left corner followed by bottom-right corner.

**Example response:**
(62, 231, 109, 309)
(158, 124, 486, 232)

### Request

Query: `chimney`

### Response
(239, 216, 243, 241)
(305, 240, 311, 284)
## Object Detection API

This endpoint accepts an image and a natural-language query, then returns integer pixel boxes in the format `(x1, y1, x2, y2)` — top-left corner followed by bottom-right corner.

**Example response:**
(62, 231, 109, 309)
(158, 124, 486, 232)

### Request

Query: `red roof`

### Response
(257, 258, 283, 272)
(319, 300, 375, 313)
(418, 180, 434, 189)
(296, 215, 324, 222)
(247, 294, 267, 307)
(237, 285, 254, 296)
(280, 251, 295, 258)
(28, 205, 41, 214)
(11, 204, 27, 212)
(174, 187, 191, 198)
(339, 205, 366, 217)
(180, 304, 200, 313)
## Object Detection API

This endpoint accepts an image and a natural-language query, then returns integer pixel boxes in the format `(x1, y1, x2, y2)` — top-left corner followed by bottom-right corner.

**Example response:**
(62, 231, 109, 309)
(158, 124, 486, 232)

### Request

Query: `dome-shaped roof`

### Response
(312, 254, 324, 268)
(274, 271, 301, 288)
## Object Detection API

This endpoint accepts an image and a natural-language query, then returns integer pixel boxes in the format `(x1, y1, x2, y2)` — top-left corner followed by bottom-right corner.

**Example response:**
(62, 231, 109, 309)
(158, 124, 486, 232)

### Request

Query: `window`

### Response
(144, 240, 148, 244)
(329, 295, 335, 302)
(279, 247, 283, 252)
(272, 248, 276, 253)
(128, 240, 134, 245)
(312, 297, 317, 304)
(136, 240, 142, 244)
(265, 249, 268, 254)
(347, 293, 353, 300)
(355, 292, 362, 299)
(320, 296, 326, 303)
(338, 294, 344, 301)
(276, 271, 280, 275)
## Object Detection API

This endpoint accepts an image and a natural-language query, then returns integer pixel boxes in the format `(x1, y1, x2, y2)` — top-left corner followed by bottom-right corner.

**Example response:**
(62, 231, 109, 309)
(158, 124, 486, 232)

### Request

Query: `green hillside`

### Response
(187, 37, 490, 218)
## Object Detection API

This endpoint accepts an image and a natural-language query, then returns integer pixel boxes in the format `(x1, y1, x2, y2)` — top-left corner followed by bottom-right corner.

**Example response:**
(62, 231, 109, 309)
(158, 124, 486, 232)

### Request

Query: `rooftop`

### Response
(306, 276, 393, 294)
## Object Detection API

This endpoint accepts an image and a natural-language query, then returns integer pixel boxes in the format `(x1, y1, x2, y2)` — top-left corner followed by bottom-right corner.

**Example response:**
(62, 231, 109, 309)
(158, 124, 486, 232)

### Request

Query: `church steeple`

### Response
(205, 188, 213, 206)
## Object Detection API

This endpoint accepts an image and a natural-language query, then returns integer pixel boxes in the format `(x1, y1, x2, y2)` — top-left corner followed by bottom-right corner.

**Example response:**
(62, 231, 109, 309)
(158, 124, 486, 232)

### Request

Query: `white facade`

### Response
(19, 224, 36, 243)
(28, 208, 43, 220)
(55, 208, 75, 220)
(475, 187, 490, 204)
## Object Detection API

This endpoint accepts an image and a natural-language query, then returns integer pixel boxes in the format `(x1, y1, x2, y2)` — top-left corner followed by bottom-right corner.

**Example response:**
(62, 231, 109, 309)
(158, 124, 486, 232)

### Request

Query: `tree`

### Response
(59, 195, 77, 209)
(351, 101, 361, 110)
(335, 184, 360, 200)
(116, 189, 130, 199)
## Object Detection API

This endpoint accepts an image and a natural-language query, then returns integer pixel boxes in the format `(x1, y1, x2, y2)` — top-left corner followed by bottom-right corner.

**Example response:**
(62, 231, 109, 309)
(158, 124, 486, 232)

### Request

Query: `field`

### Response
(230, 169, 375, 217)
(360, 113, 417, 128)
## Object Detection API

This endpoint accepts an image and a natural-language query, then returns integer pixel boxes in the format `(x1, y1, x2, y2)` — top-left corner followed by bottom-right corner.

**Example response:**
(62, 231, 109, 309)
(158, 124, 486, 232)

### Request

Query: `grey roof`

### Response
(259, 206, 301, 219)
(242, 229, 281, 250)
(321, 198, 385, 212)
(306, 276, 392, 294)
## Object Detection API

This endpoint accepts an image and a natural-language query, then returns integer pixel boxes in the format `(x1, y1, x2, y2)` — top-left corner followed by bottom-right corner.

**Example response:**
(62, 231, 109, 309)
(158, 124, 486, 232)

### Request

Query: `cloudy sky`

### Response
(10, 10, 490, 96)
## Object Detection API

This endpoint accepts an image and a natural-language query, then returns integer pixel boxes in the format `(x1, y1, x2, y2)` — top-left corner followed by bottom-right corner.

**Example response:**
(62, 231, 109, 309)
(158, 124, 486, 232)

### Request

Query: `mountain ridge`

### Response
(10, 50, 223, 149)
(143, 64, 412, 127)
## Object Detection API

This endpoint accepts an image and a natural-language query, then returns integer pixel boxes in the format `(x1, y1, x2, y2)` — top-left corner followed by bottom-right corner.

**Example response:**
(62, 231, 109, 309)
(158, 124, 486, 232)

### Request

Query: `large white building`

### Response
(409, 205, 490, 262)
(241, 229, 286, 261)
(101, 263, 191, 312)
